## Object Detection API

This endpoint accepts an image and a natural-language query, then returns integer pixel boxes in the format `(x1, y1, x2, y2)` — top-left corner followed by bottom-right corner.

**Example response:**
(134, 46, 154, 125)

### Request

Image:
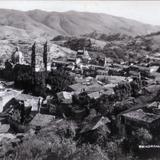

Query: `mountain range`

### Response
(0, 9, 159, 40)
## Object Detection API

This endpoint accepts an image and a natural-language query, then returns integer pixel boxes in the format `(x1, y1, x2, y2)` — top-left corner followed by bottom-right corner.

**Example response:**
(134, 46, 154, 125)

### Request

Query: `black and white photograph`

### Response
(0, 0, 160, 159)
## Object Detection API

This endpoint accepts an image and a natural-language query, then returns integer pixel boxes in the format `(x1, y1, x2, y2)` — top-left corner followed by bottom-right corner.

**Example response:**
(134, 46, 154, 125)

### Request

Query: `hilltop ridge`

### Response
(0, 9, 159, 40)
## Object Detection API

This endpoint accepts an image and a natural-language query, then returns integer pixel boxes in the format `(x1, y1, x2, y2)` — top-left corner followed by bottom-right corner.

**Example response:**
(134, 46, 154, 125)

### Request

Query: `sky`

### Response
(0, 1, 160, 25)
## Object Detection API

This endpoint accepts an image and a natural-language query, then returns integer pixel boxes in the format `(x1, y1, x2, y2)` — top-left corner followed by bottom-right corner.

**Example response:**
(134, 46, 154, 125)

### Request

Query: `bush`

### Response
(132, 128, 152, 145)
(7, 129, 108, 160)
(47, 70, 75, 95)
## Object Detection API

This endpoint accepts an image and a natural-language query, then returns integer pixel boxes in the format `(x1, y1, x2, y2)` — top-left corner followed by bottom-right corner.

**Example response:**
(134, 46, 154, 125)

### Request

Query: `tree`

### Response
(47, 70, 75, 95)
(43, 41, 48, 71)
(31, 42, 36, 72)
(13, 64, 33, 91)
(132, 128, 152, 145)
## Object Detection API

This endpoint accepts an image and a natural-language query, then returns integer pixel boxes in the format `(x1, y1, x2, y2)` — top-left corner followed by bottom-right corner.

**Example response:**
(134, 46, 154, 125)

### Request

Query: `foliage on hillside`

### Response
(61, 31, 160, 63)
(4, 119, 110, 160)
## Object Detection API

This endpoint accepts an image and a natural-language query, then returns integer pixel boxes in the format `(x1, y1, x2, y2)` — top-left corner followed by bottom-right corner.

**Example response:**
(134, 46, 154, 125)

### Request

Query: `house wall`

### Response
(119, 114, 160, 137)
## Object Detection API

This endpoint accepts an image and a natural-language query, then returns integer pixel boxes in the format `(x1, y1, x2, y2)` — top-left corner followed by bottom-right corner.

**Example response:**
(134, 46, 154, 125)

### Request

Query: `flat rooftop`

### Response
(122, 109, 160, 124)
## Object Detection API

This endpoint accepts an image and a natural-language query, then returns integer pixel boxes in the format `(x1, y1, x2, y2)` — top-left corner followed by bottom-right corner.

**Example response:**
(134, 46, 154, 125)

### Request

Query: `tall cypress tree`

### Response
(43, 41, 48, 71)
(31, 42, 36, 86)
(31, 42, 36, 72)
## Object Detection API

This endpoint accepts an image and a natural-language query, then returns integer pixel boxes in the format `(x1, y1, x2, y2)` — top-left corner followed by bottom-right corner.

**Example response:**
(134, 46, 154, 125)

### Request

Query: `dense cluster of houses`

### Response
(1, 41, 160, 146)
(50, 48, 160, 137)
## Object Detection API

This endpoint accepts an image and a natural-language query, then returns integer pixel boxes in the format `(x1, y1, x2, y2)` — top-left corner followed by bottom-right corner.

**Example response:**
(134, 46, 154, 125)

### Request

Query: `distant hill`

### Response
(0, 9, 159, 40)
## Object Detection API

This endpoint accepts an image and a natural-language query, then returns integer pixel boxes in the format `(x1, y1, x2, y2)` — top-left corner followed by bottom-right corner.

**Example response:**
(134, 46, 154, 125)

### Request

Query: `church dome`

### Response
(11, 47, 24, 64)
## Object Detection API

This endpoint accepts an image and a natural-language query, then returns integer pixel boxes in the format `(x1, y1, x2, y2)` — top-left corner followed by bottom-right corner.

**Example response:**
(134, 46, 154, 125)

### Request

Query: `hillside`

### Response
(0, 39, 76, 64)
(52, 31, 160, 63)
(1, 9, 160, 64)
(0, 9, 159, 40)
